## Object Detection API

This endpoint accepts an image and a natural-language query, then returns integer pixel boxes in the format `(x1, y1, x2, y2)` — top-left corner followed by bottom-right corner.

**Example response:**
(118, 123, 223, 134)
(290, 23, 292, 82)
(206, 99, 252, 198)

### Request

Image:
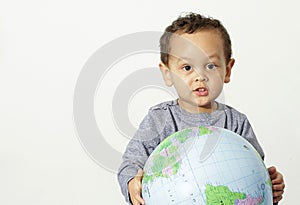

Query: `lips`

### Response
(193, 87, 208, 96)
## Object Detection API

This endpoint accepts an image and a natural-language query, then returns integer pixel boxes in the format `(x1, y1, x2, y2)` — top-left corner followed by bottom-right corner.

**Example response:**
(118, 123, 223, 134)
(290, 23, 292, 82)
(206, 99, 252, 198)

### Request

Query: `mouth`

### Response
(193, 87, 209, 96)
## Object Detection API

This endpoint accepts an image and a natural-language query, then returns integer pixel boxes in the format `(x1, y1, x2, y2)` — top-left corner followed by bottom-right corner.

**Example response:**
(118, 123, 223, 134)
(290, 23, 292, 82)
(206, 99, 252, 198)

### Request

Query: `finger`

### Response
(273, 183, 285, 192)
(130, 188, 145, 205)
(273, 195, 283, 203)
(131, 198, 139, 205)
(135, 194, 145, 205)
(273, 190, 284, 198)
(272, 175, 284, 185)
(131, 191, 145, 205)
(131, 198, 141, 205)
(131, 195, 145, 205)
(135, 170, 145, 205)
(272, 185, 285, 202)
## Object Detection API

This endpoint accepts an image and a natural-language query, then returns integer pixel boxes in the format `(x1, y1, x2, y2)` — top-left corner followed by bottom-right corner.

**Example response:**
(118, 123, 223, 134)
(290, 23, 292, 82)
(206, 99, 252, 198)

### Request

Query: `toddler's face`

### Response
(160, 30, 234, 113)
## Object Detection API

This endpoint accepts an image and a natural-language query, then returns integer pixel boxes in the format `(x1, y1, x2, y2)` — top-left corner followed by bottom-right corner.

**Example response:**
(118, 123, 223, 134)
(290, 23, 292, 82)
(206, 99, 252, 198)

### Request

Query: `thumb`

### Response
(268, 166, 276, 175)
(268, 166, 277, 180)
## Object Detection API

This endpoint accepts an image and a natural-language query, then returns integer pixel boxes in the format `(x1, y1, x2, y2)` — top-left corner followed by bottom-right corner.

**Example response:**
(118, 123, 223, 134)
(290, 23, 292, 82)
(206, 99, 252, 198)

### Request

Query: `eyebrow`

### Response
(176, 56, 192, 62)
(175, 54, 221, 63)
(207, 54, 221, 60)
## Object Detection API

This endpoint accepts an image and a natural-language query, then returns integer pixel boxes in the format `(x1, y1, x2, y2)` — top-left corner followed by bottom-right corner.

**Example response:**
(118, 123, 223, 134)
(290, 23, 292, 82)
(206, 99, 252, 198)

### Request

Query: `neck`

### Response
(178, 100, 218, 114)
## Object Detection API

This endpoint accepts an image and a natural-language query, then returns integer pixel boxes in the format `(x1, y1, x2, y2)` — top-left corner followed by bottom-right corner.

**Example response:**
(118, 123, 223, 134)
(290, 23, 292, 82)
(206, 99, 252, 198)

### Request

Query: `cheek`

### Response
(172, 76, 191, 93)
(208, 72, 224, 84)
(172, 73, 190, 85)
(207, 73, 224, 92)
(212, 68, 226, 81)
(175, 80, 190, 91)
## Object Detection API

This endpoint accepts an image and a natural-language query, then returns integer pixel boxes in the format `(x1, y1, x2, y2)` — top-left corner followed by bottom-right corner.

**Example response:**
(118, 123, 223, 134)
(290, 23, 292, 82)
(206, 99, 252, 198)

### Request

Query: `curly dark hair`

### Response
(160, 12, 232, 65)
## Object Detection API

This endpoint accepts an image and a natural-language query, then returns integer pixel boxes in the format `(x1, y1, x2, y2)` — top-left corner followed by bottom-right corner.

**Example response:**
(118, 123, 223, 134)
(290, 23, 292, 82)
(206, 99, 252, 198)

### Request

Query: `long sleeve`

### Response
(117, 109, 165, 203)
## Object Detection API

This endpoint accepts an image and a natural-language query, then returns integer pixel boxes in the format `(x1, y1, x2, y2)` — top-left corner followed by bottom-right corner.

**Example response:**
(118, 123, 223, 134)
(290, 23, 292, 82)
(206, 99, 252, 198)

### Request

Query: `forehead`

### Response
(168, 30, 225, 63)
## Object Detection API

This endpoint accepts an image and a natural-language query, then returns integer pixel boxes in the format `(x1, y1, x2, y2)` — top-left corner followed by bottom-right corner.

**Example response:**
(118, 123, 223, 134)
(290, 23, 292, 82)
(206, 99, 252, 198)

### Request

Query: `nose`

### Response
(194, 71, 207, 82)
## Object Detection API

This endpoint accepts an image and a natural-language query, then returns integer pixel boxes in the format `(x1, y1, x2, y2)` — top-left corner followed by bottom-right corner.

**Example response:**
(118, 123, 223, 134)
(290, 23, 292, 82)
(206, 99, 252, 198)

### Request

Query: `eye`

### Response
(182, 65, 192, 71)
(206, 63, 217, 70)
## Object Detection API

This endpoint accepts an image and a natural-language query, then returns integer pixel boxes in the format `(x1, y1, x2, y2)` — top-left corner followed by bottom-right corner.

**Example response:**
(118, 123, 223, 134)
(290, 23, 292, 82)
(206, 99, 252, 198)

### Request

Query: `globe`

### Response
(142, 126, 273, 205)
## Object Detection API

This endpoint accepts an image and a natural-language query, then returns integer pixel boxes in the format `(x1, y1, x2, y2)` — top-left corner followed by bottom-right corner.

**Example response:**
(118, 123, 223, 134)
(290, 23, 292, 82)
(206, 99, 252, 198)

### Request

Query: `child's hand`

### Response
(128, 169, 145, 205)
(268, 166, 285, 203)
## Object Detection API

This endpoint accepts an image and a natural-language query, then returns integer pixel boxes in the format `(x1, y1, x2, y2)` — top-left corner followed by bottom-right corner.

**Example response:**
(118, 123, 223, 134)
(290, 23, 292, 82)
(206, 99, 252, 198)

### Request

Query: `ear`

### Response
(159, 62, 173, 87)
(224, 58, 235, 83)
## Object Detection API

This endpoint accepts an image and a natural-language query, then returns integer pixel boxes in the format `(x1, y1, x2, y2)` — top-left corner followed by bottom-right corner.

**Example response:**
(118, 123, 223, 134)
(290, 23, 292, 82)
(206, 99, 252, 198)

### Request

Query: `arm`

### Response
(117, 137, 148, 204)
(117, 110, 164, 204)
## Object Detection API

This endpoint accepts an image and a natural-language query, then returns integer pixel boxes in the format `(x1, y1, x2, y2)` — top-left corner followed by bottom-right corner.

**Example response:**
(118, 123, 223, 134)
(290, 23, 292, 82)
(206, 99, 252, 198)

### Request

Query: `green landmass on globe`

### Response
(205, 184, 265, 205)
(143, 126, 212, 184)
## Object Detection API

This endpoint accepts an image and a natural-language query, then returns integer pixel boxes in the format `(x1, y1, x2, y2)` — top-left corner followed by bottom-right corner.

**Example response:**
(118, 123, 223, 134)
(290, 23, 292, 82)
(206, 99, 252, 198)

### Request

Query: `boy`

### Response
(118, 12, 285, 205)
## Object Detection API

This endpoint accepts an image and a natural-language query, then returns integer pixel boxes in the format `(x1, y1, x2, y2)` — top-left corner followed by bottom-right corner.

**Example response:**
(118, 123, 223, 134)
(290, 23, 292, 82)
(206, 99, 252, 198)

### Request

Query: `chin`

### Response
(194, 101, 213, 108)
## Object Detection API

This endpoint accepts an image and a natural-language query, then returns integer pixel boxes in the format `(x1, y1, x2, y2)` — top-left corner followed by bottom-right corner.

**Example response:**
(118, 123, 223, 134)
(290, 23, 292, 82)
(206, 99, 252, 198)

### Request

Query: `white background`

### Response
(1, 0, 299, 204)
